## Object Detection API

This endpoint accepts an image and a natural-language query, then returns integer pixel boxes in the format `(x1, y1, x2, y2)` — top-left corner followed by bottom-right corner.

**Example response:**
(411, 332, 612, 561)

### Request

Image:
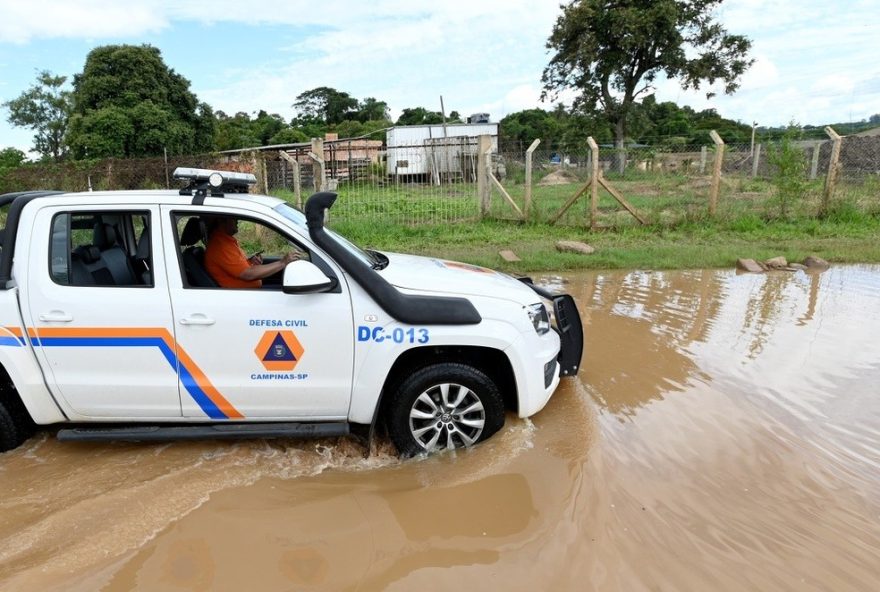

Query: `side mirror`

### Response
(282, 260, 336, 294)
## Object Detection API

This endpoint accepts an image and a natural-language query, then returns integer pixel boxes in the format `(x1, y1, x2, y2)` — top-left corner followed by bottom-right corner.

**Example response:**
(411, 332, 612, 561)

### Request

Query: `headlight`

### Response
(527, 303, 551, 335)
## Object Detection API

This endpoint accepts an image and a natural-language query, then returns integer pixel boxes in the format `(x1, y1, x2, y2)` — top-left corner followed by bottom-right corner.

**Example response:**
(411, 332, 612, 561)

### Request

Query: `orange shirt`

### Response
(204, 230, 261, 289)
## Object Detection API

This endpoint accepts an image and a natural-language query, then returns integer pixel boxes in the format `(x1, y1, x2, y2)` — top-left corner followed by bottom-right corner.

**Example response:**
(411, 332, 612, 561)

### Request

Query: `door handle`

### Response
(38, 311, 73, 323)
(179, 315, 216, 326)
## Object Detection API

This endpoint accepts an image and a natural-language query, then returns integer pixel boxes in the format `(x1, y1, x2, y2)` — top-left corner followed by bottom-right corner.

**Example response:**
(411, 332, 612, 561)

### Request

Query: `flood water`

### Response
(2, 266, 879, 591)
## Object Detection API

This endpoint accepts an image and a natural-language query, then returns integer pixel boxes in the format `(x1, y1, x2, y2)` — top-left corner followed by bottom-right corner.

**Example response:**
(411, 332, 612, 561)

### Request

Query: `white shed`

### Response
(386, 123, 499, 177)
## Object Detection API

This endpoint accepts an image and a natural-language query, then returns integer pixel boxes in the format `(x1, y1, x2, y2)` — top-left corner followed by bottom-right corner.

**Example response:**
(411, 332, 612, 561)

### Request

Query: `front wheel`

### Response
(0, 400, 29, 453)
(386, 363, 505, 456)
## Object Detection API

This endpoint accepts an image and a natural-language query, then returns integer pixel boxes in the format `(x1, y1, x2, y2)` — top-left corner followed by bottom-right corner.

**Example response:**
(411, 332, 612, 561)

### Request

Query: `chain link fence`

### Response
(2, 133, 878, 228)
(264, 138, 481, 225)
(496, 134, 880, 226)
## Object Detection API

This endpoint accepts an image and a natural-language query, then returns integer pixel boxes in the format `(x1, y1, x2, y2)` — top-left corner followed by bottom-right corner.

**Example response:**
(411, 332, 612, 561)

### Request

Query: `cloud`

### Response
(0, 0, 168, 44)
(811, 74, 856, 96)
(0, 0, 553, 43)
(193, 1, 558, 121)
(856, 74, 880, 95)
(1, 0, 876, 134)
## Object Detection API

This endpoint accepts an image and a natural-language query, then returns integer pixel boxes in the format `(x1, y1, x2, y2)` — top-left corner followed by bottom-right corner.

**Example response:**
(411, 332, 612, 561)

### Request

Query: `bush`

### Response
(767, 125, 808, 218)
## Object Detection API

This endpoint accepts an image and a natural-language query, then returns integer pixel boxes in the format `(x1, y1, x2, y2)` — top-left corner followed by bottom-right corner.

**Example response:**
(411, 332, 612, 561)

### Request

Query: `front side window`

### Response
(174, 212, 308, 290)
(49, 211, 152, 287)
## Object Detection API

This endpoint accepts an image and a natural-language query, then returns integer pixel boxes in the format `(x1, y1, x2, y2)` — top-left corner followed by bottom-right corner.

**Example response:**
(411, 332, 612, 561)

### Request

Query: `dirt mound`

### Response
(538, 169, 580, 186)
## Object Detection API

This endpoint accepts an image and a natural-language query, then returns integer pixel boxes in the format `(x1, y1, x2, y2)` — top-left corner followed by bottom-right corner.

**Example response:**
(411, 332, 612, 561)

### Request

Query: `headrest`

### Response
(180, 218, 205, 247)
(73, 245, 101, 264)
(93, 223, 118, 250)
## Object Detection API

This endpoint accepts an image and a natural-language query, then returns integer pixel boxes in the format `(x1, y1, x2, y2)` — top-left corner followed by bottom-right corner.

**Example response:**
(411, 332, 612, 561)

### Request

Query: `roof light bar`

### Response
(173, 167, 257, 198)
(173, 167, 257, 188)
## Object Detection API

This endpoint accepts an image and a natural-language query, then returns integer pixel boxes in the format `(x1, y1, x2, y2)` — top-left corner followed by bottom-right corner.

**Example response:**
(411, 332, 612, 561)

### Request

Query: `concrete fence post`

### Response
(751, 144, 762, 178)
(823, 127, 842, 212)
(700, 146, 707, 175)
(477, 135, 492, 216)
(310, 137, 325, 193)
(260, 153, 269, 194)
(278, 150, 303, 208)
(709, 131, 725, 217)
(524, 139, 541, 218)
(587, 137, 600, 228)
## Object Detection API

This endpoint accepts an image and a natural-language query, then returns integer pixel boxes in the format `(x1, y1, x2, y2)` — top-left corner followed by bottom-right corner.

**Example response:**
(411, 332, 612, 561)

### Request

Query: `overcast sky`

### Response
(0, 0, 878, 155)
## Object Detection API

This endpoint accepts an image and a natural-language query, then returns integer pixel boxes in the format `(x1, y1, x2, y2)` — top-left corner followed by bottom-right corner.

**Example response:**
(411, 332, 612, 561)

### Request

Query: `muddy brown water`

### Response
(1, 266, 879, 591)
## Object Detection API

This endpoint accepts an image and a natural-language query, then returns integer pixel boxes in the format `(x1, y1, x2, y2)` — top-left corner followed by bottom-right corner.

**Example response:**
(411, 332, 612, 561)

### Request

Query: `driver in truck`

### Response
(205, 216, 298, 288)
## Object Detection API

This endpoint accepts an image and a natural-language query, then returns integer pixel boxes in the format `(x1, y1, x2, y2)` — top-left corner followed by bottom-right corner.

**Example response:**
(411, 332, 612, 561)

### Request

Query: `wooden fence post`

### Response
(709, 131, 725, 216)
(823, 126, 842, 212)
(751, 144, 762, 178)
(310, 137, 325, 193)
(477, 135, 492, 216)
(524, 139, 541, 218)
(588, 137, 599, 228)
(810, 141, 822, 180)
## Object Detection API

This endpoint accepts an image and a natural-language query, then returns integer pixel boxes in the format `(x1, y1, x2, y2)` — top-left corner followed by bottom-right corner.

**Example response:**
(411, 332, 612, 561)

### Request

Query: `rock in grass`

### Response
(556, 240, 595, 255)
(787, 263, 808, 271)
(764, 256, 788, 269)
(803, 256, 830, 270)
(499, 249, 521, 262)
(736, 258, 764, 273)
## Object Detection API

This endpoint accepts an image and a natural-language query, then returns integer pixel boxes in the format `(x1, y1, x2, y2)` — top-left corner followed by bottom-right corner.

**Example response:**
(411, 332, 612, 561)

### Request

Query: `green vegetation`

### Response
(542, 0, 753, 170)
(2, 37, 878, 166)
(3, 71, 71, 161)
(767, 126, 809, 217)
(271, 177, 880, 272)
(66, 45, 215, 158)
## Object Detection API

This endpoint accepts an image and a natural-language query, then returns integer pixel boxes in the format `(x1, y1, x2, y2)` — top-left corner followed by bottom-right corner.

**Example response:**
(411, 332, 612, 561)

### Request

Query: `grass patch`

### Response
(272, 175, 880, 272)
(324, 215, 880, 272)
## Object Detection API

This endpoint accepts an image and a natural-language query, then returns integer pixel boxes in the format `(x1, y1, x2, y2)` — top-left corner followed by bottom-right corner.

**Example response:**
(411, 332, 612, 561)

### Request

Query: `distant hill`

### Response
(854, 126, 880, 137)
(789, 115, 880, 139)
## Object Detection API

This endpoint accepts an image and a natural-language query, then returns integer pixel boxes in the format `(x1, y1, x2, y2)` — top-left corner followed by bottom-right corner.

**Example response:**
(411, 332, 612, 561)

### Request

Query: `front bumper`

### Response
(519, 278, 584, 377)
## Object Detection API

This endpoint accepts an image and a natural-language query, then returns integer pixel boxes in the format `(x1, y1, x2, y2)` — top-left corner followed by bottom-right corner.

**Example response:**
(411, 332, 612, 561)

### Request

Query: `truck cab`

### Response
(0, 169, 582, 456)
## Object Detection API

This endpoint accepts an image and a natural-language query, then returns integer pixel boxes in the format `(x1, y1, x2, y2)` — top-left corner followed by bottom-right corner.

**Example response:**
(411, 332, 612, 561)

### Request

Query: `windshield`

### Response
(275, 203, 375, 268)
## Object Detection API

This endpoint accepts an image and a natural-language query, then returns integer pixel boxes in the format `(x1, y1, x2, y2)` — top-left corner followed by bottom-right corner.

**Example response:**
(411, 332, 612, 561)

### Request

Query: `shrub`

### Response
(767, 124, 808, 218)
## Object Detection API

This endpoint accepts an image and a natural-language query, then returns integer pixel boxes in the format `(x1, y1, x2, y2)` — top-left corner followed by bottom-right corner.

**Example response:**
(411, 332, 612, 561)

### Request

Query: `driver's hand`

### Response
(282, 252, 299, 264)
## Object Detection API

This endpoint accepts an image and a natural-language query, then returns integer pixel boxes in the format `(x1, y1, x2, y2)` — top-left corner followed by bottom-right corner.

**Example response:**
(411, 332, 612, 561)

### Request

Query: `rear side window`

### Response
(49, 211, 152, 288)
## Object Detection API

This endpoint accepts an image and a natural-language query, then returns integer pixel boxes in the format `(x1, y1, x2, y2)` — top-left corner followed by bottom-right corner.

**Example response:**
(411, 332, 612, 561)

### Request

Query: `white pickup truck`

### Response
(0, 169, 582, 455)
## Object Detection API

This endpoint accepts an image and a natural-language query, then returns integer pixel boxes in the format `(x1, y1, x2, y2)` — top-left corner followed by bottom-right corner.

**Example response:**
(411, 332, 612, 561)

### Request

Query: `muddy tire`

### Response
(386, 363, 505, 456)
(0, 401, 25, 453)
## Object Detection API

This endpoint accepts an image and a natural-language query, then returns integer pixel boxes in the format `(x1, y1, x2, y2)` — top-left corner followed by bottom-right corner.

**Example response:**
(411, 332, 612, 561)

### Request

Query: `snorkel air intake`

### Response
(305, 192, 481, 325)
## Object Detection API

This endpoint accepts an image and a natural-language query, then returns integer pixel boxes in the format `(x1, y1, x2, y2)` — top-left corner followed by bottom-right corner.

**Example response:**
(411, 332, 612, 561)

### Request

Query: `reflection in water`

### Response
(1, 267, 879, 591)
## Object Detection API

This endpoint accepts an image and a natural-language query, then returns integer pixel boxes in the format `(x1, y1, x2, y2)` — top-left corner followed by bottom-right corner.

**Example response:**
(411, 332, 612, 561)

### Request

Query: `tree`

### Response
(356, 97, 389, 122)
(3, 71, 72, 161)
(268, 127, 308, 145)
(0, 147, 26, 168)
(214, 111, 261, 151)
(396, 107, 445, 126)
(542, 0, 753, 171)
(500, 108, 563, 148)
(293, 87, 358, 125)
(767, 124, 807, 218)
(66, 45, 213, 158)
